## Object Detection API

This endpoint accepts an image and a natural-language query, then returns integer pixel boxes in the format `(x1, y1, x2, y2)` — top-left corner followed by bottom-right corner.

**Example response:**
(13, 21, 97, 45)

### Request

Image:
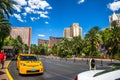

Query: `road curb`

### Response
(5, 61, 14, 80)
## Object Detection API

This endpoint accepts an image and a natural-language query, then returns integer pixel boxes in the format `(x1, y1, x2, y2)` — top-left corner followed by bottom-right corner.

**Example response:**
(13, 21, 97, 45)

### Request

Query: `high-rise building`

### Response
(64, 28, 71, 39)
(70, 23, 82, 37)
(109, 12, 120, 28)
(49, 36, 62, 48)
(38, 36, 62, 48)
(10, 27, 32, 47)
(64, 23, 82, 39)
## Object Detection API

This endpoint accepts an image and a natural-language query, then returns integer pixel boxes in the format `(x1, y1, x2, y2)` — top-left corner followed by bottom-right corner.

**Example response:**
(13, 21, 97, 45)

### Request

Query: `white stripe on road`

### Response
(46, 70, 73, 80)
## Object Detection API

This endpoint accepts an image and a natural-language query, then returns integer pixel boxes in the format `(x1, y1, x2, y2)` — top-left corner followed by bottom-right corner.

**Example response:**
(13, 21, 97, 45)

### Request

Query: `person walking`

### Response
(89, 58, 96, 70)
(0, 50, 6, 69)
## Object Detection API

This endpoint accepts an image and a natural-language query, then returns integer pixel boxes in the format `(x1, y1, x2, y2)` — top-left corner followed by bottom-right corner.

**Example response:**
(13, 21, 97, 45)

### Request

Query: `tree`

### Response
(81, 39, 90, 56)
(71, 36, 83, 56)
(4, 36, 14, 46)
(13, 36, 23, 54)
(58, 38, 71, 57)
(84, 26, 102, 57)
(100, 28, 112, 53)
(22, 44, 29, 53)
(0, 13, 11, 49)
(38, 44, 46, 55)
(4, 36, 28, 54)
(0, 0, 16, 18)
(100, 21, 120, 60)
(52, 44, 57, 55)
(0, 0, 16, 49)
(110, 27, 120, 57)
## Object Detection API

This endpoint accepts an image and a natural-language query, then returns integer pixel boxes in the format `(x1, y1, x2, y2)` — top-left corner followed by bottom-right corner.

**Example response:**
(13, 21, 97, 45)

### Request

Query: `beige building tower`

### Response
(70, 23, 82, 37)
(64, 28, 71, 39)
(10, 27, 32, 47)
(64, 23, 82, 39)
(109, 12, 120, 28)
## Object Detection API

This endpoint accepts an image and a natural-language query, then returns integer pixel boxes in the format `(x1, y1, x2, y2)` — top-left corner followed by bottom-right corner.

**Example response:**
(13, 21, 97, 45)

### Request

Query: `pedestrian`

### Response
(0, 50, 6, 69)
(89, 58, 96, 70)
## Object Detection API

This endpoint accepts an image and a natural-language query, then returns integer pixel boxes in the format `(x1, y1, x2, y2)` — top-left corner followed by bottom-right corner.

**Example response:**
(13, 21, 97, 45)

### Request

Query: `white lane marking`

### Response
(46, 70, 73, 80)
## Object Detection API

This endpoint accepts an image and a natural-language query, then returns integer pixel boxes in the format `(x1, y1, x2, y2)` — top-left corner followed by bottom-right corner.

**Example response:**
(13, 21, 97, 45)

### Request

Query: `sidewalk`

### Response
(44, 55, 113, 61)
(0, 60, 10, 80)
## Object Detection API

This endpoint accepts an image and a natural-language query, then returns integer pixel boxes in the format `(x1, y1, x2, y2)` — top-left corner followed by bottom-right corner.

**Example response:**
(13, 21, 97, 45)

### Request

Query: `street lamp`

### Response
(109, 47, 112, 63)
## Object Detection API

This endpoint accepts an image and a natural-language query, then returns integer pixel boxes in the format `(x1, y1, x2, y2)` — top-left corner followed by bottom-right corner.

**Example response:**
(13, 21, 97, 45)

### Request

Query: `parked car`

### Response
(17, 53, 44, 74)
(75, 67, 120, 80)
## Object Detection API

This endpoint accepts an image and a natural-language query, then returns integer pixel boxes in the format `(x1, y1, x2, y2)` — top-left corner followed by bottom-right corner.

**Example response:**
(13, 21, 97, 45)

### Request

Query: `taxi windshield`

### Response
(20, 56, 38, 61)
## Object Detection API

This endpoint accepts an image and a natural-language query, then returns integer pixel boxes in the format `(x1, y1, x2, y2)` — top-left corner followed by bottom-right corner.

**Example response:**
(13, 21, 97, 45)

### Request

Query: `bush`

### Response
(114, 53, 120, 60)
(66, 55, 72, 58)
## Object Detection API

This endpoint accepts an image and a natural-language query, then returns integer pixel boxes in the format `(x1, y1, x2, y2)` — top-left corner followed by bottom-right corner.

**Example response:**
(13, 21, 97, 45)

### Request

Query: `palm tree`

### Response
(84, 26, 102, 57)
(110, 27, 120, 56)
(0, 13, 11, 49)
(81, 39, 90, 56)
(0, 0, 16, 49)
(10, 35, 24, 54)
(58, 38, 71, 57)
(71, 36, 83, 56)
(99, 28, 112, 58)
(0, 0, 16, 18)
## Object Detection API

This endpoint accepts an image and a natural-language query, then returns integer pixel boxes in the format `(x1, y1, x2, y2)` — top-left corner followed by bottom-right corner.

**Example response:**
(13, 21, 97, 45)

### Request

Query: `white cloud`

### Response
(39, 0, 51, 10)
(40, 13, 49, 18)
(45, 21, 49, 24)
(13, 14, 25, 22)
(13, 4, 22, 12)
(107, 1, 120, 11)
(13, 0, 27, 12)
(28, 0, 40, 9)
(30, 17, 40, 21)
(12, 0, 52, 22)
(22, 12, 27, 16)
(47, 6, 52, 9)
(28, 0, 52, 10)
(38, 34, 45, 37)
(78, 0, 85, 4)
(14, 0, 27, 6)
(24, 7, 34, 13)
(31, 17, 34, 21)
(35, 11, 49, 18)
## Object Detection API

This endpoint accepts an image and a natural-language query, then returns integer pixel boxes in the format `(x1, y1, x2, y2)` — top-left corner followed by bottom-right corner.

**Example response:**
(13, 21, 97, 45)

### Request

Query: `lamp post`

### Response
(109, 47, 112, 63)
(73, 54, 75, 62)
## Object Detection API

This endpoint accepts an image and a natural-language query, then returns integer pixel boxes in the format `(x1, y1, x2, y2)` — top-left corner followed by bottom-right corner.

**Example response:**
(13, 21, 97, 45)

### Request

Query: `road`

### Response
(8, 56, 118, 80)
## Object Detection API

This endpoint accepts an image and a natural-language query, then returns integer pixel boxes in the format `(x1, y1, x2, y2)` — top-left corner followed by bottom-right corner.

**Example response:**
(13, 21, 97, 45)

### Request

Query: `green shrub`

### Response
(114, 53, 120, 60)
(66, 55, 72, 58)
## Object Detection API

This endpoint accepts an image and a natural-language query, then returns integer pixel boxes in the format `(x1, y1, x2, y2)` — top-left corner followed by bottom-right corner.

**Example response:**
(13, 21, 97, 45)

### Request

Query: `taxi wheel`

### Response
(40, 72, 44, 75)
(18, 69, 21, 75)
(16, 67, 18, 70)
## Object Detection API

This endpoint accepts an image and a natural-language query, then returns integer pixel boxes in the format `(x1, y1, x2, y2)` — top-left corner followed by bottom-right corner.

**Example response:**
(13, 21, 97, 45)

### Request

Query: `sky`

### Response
(10, 0, 120, 45)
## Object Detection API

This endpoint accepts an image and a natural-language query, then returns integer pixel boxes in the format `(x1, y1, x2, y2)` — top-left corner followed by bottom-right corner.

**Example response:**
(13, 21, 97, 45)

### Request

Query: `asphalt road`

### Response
(8, 56, 119, 80)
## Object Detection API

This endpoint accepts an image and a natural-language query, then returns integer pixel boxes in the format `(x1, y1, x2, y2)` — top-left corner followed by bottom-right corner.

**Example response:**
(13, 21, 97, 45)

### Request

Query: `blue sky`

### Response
(10, 0, 120, 45)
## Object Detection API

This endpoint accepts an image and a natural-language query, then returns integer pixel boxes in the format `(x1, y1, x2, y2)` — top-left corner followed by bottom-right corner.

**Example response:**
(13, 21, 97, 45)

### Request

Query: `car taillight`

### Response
(75, 75, 78, 80)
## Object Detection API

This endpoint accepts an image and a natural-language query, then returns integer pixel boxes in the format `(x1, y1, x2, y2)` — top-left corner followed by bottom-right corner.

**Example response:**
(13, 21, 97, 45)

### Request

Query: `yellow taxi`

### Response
(17, 53, 44, 74)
